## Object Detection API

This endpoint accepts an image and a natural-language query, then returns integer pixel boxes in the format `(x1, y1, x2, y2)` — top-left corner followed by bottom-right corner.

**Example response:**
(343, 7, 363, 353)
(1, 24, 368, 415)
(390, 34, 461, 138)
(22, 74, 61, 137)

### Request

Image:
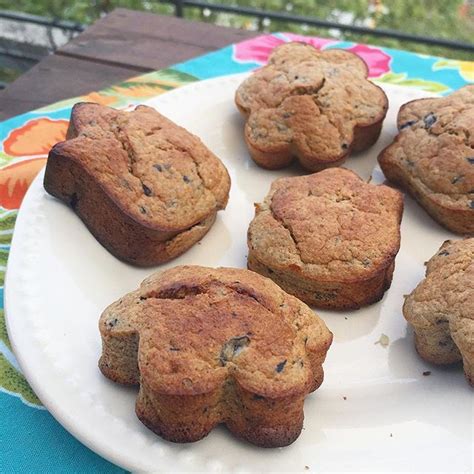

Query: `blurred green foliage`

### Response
(0, 66, 19, 83)
(1, 0, 472, 58)
(0, 0, 472, 85)
(184, 0, 474, 59)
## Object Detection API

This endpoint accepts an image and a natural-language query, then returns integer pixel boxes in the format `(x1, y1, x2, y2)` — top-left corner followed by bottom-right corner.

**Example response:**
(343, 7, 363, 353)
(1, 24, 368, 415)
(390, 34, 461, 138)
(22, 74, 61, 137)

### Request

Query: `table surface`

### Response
(0, 8, 256, 121)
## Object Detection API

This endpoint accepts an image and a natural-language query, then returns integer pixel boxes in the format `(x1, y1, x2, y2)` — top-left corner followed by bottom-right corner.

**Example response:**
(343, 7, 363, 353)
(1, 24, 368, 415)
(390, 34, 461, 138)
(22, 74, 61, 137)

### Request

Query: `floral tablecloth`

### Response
(0, 32, 472, 472)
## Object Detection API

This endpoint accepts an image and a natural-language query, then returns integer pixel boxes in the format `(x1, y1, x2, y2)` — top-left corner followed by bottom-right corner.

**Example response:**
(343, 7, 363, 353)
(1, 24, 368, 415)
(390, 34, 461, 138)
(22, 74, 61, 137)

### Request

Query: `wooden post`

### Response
(175, 0, 184, 17)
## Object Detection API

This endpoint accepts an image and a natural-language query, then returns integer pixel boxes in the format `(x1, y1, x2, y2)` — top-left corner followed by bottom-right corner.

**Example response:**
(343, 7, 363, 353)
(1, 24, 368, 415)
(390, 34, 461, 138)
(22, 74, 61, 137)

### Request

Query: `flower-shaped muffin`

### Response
(403, 238, 474, 386)
(44, 103, 230, 266)
(378, 85, 474, 234)
(235, 42, 388, 171)
(99, 265, 332, 447)
(247, 168, 403, 309)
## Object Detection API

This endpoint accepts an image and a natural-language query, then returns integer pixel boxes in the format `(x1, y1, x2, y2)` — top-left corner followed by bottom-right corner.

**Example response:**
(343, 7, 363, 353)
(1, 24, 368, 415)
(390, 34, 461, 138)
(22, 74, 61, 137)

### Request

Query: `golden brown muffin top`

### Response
(51, 103, 230, 232)
(381, 85, 474, 211)
(99, 265, 332, 397)
(248, 168, 403, 281)
(404, 238, 474, 326)
(235, 42, 388, 166)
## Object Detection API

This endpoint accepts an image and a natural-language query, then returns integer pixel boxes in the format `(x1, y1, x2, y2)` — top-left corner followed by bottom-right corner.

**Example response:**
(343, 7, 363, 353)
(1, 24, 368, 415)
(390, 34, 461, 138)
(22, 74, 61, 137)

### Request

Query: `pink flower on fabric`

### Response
(233, 33, 337, 65)
(283, 32, 338, 50)
(233, 35, 285, 65)
(233, 34, 391, 78)
(346, 44, 391, 78)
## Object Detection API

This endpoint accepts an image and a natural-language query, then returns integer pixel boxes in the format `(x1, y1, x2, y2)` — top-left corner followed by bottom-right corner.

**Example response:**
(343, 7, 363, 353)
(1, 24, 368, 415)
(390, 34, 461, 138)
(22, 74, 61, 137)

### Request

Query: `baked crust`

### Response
(99, 265, 332, 447)
(247, 168, 403, 310)
(44, 103, 230, 265)
(378, 85, 474, 235)
(403, 238, 474, 386)
(235, 42, 388, 171)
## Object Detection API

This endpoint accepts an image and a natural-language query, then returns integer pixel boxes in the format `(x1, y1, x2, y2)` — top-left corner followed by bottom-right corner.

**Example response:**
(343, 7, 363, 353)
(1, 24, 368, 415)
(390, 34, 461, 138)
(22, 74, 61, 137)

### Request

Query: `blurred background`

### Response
(0, 0, 473, 89)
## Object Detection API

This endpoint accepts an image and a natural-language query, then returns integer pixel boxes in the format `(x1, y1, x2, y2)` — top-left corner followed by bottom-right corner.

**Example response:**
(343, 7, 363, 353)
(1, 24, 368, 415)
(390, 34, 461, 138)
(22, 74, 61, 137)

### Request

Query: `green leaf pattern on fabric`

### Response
(0, 209, 17, 246)
(0, 152, 14, 167)
(433, 59, 474, 82)
(0, 249, 8, 287)
(34, 68, 198, 113)
(0, 207, 38, 408)
(35, 97, 84, 114)
(0, 353, 43, 407)
(136, 68, 198, 84)
(0, 309, 11, 351)
(376, 72, 450, 93)
(0, 310, 42, 407)
(0, 209, 13, 285)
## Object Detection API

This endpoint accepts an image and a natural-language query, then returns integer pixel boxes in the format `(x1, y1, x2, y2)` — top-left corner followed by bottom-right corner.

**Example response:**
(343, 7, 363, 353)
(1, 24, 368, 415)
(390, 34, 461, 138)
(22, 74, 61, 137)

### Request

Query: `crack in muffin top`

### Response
(248, 168, 403, 280)
(100, 266, 332, 397)
(53, 103, 230, 231)
(235, 42, 388, 165)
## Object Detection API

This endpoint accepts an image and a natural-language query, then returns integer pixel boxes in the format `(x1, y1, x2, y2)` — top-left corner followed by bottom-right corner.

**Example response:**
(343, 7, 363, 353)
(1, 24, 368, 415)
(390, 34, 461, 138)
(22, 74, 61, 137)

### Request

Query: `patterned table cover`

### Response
(0, 32, 472, 472)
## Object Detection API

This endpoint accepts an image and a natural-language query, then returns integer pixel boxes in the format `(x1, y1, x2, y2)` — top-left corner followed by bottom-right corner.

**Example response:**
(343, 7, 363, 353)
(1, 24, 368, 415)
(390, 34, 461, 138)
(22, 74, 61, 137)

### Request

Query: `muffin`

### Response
(44, 103, 230, 266)
(99, 265, 332, 447)
(378, 85, 474, 234)
(247, 168, 403, 309)
(403, 238, 474, 386)
(235, 42, 388, 171)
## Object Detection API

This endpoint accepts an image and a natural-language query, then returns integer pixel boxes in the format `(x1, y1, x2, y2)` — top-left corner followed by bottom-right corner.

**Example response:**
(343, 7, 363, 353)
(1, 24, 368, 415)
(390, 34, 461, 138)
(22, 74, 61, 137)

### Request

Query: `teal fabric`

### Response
(0, 392, 126, 472)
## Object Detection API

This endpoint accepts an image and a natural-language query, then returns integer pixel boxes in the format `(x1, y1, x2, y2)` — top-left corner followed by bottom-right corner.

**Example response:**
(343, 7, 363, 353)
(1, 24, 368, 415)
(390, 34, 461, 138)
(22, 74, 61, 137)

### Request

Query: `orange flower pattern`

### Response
(3, 118, 68, 157)
(0, 158, 46, 209)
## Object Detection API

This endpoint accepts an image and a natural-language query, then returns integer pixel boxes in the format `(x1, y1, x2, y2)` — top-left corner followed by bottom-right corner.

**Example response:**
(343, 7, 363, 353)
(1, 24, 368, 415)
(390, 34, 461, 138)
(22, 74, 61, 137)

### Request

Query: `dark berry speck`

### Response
(70, 193, 78, 210)
(467, 157, 474, 165)
(469, 201, 474, 209)
(423, 371, 431, 376)
(276, 360, 287, 373)
(183, 175, 191, 183)
(451, 175, 463, 184)
(142, 184, 152, 196)
(438, 250, 449, 256)
(139, 206, 147, 214)
(154, 164, 163, 172)
(400, 120, 416, 130)
(423, 112, 437, 128)
(107, 318, 118, 328)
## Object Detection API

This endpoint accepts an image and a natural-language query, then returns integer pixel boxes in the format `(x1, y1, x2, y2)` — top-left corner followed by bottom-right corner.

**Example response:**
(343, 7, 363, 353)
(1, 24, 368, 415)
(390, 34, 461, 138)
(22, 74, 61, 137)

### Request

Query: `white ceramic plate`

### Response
(6, 74, 473, 473)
